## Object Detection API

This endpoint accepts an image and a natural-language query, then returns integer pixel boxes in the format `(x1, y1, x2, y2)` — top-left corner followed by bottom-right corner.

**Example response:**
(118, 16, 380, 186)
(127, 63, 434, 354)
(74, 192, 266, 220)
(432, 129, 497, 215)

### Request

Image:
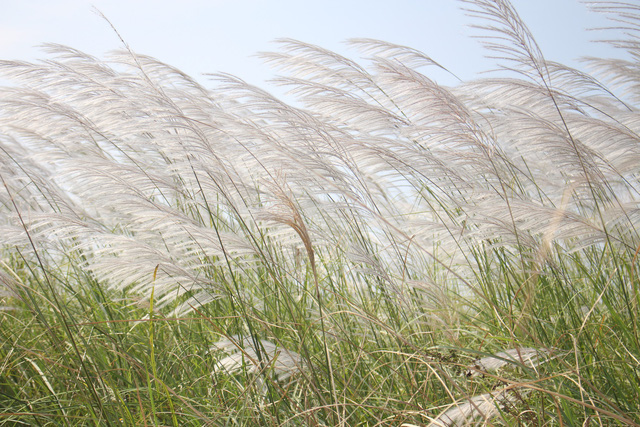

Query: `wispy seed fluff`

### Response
(0, 0, 638, 315)
(210, 336, 303, 381)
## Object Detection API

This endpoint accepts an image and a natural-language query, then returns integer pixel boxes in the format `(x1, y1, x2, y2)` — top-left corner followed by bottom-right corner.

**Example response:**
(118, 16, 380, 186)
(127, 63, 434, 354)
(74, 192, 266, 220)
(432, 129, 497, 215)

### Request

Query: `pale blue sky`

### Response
(0, 1, 625, 88)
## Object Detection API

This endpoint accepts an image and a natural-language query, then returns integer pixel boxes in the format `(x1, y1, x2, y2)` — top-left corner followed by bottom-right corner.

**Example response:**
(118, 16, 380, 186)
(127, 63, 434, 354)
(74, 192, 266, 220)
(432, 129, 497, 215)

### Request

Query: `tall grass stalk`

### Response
(1, 0, 640, 425)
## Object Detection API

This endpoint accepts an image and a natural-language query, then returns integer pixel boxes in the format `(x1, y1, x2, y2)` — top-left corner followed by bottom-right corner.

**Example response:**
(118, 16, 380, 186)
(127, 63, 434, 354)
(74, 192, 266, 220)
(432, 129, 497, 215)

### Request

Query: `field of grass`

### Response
(1, 0, 640, 425)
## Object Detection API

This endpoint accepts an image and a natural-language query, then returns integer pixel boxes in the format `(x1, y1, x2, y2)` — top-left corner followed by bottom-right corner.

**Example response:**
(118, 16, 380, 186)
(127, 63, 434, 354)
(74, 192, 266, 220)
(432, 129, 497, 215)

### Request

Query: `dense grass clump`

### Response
(1, 0, 640, 425)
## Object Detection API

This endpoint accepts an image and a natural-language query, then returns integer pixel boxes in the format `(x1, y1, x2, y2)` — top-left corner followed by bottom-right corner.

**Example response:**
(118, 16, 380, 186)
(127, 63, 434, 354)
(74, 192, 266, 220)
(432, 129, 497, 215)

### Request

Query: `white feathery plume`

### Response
(0, 268, 20, 311)
(428, 389, 520, 426)
(464, 347, 555, 378)
(210, 335, 303, 381)
(0, 0, 639, 312)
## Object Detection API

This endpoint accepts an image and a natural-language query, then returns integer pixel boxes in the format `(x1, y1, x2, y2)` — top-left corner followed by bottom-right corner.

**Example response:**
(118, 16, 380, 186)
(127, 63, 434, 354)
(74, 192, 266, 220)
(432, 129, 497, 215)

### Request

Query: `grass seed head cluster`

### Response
(1, 0, 640, 425)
